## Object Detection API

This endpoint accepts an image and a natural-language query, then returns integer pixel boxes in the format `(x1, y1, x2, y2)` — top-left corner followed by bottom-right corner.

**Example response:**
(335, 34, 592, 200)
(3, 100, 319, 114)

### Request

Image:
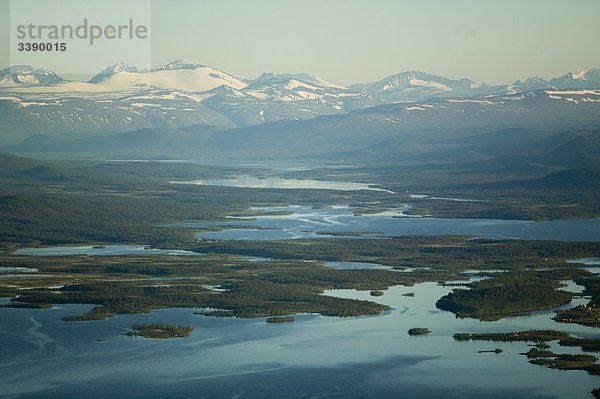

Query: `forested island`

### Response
(266, 316, 295, 323)
(1, 236, 598, 323)
(454, 330, 600, 377)
(407, 328, 431, 336)
(126, 323, 193, 339)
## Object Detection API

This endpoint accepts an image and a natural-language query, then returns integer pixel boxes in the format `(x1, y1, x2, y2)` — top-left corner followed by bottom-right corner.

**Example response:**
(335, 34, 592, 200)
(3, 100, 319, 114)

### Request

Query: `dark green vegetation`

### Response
(454, 330, 600, 353)
(126, 323, 193, 339)
(454, 330, 572, 343)
(435, 270, 580, 321)
(1, 235, 598, 322)
(0, 254, 394, 320)
(3, 302, 53, 309)
(370, 290, 384, 296)
(407, 328, 431, 336)
(7, 102, 600, 224)
(1, 129, 600, 250)
(477, 348, 503, 354)
(553, 271, 600, 328)
(266, 316, 295, 323)
(0, 153, 390, 246)
(281, 129, 600, 221)
(0, 152, 599, 324)
(554, 305, 600, 328)
(455, 330, 600, 376)
(524, 350, 600, 376)
(192, 237, 598, 271)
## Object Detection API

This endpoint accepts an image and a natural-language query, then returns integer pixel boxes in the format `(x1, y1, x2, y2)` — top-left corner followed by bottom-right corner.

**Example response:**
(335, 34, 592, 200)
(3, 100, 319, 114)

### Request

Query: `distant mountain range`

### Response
(0, 60, 599, 147)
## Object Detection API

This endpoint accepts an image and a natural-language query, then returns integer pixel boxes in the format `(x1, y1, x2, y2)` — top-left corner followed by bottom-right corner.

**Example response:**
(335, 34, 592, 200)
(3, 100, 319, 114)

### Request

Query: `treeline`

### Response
(553, 273, 600, 327)
(0, 160, 391, 246)
(193, 237, 600, 270)
(435, 270, 580, 320)
(7, 258, 403, 320)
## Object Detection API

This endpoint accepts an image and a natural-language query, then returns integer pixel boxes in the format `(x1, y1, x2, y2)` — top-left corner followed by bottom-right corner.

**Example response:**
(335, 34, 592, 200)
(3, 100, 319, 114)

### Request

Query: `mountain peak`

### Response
(252, 72, 346, 89)
(549, 68, 600, 89)
(573, 67, 600, 81)
(88, 63, 139, 84)
(0, 65, 64, 87)
(511, 75, 550, 92)
(86, 60, 247, 92)
(162, 59, 205, 70)
(354, 71, 476, 95)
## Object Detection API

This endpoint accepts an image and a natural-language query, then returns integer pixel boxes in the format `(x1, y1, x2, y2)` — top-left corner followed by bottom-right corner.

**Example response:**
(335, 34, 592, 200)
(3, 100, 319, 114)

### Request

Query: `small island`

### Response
(523, 348, 600, 375)
(266, 316, 295, 323)
(125, 323, 193, 339)
(408, 327, 431, 336)
(370, 290, 384, 297)
(455, 330, 600, 376)
(478, 348, 503, 354)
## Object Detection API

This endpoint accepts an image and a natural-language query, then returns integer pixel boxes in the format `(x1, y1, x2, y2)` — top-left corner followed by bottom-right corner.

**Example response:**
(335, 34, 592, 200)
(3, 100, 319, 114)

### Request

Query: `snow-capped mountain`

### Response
(88, 62, 140, 84)
(0, 62, 599, 146)
(249, 72, 347, 89)
(510, 76, 551, 93)
(350, 71, 477, 101)
(88, 59, 248, 92)
(549, 68, 600, 89)
(192, 70, 378, 126)
(13, 87, 600, 161)
(0, 89, 236, 145)
(0, 66, 65, 87)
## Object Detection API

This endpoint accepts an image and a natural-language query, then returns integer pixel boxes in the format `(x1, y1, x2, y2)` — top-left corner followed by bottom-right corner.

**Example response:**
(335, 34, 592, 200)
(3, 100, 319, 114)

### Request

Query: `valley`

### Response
(1, 62, 600, 399)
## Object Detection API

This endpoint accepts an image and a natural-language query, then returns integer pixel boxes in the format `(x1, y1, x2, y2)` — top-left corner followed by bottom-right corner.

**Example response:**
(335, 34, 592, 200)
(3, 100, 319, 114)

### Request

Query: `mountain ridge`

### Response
(2, 61, 599, 94)
(1, 61, 599, 146)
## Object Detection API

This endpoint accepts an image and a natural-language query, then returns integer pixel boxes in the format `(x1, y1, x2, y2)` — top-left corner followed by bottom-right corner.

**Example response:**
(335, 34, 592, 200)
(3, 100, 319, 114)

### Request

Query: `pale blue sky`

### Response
(2, 0, 600, 85)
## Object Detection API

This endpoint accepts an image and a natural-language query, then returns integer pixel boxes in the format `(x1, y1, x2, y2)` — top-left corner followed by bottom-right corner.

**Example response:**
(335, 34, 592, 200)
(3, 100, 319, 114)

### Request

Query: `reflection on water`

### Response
(12, 245, 204, 257)
(176, 205, 600, 242)
(567, 258, 600, 274)
(0, 267, 39, 273)
(324, 261, 397, 271)
(170, 176, 395, 193)
(0, 278, 596, 399)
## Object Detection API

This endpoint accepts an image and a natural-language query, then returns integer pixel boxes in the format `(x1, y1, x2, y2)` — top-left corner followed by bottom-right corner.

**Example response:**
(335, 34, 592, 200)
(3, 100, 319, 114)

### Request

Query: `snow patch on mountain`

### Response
(0, 66, 65, 87)
(252, 72, 346, 89)
(88, 61, 248, 92)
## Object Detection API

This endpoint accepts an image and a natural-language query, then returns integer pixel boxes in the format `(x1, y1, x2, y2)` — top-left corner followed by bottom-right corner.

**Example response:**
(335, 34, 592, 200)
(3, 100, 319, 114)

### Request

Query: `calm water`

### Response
(175, 205, 600, 241)
(325, 261, 399, 271)
(0, 277, 597, 399)
(567, 258, 600, 274)
(12, 245, 204, 257)
(170, 176, 395, 193)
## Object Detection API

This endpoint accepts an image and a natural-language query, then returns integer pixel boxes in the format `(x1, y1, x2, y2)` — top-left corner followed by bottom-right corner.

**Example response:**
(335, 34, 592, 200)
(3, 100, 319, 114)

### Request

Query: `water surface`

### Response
(170, 176, 395, 193)
(12, 245, 203, 257)
(177, 205, 600, 242)
(0, 277, 596, 399)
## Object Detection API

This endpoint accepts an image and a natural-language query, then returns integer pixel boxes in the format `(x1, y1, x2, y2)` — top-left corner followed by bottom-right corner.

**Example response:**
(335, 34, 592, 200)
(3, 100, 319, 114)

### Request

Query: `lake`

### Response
(0, 275, 597, 399)
(170, 176, 395, 193)
(567, 258, 600, 274)
(11, 245, 204, 257)
(174, 205, 600, 242)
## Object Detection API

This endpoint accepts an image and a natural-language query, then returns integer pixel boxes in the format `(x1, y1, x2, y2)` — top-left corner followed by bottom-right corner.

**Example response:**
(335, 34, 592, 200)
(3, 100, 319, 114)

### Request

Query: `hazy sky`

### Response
(2, 0, 600, 85)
